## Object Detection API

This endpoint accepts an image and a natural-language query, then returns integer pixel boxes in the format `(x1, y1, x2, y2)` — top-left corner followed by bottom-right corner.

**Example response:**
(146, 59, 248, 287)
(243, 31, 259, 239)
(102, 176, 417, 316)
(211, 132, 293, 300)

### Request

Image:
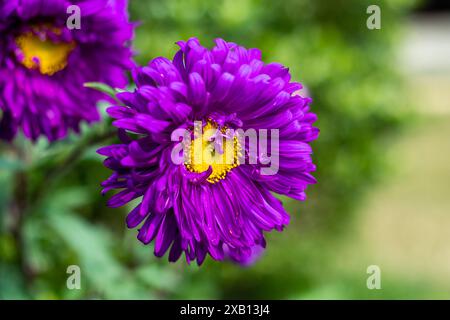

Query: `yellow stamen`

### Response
(15, 30, 75, 76)
(185, 120, 241, 183)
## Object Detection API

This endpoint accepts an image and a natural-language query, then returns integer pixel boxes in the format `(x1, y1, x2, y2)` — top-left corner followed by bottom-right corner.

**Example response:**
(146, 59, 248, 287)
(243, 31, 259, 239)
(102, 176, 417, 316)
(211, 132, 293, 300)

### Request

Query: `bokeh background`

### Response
(1, 0, 449, 299)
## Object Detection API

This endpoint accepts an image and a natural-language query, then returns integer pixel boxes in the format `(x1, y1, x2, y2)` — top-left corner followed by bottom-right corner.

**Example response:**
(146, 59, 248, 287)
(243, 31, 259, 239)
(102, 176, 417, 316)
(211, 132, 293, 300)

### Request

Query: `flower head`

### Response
(0, 0, 134, 141)
(99, 38, 319, 265)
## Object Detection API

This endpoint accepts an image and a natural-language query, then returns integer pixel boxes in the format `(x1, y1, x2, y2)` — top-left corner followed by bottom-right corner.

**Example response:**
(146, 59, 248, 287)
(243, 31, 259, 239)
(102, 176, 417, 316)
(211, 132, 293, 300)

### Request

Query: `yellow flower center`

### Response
(185, 120, 241, 183)
(15, 28, 75, 76)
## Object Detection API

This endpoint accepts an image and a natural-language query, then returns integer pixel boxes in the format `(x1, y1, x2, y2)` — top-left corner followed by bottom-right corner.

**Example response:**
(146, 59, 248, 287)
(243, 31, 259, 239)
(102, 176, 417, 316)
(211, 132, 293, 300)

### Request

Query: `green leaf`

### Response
(0, 157, 25, 171)
(48, 212, 122, 297)
(48, 211, 153, 299)
(135, 265, 180, 291)
(0, 263, 29, 299)
(84, 82, 118, 101)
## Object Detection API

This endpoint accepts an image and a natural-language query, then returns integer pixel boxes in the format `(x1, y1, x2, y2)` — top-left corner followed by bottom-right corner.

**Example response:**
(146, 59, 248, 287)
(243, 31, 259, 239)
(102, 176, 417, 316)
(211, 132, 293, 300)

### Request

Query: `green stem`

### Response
(8, 143, 34, 287)
(30, 125, 117, 206)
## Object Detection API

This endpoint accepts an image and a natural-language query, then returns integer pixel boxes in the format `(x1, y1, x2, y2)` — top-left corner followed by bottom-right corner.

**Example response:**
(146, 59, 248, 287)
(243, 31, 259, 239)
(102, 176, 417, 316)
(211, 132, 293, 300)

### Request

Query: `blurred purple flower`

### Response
(99, 38, 319, 265)
(0, 0, 134, 141)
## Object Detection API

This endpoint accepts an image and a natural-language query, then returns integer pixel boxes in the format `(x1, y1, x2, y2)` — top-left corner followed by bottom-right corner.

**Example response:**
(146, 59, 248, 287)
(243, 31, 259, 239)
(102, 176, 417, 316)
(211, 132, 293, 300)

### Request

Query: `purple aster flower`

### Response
(99, 38, 319, 265)
(0, 0, 134, 141)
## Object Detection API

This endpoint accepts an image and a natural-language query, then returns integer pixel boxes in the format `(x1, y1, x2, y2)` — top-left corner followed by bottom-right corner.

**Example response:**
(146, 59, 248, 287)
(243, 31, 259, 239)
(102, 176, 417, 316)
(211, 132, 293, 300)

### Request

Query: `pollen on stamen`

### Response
(184, 119, 241, 183)
(15, 27, 76, 76)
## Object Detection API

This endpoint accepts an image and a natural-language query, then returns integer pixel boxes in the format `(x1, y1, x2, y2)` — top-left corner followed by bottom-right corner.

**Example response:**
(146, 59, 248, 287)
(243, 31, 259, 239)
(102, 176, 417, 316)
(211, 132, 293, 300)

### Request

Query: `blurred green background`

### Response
(2, 0, 450, 299)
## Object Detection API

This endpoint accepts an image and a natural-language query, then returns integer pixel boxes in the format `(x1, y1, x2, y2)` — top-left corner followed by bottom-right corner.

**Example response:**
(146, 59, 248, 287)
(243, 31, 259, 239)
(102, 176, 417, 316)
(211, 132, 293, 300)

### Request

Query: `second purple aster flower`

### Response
(99, 38, 319, 265)
(0, 0, 134, 141)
